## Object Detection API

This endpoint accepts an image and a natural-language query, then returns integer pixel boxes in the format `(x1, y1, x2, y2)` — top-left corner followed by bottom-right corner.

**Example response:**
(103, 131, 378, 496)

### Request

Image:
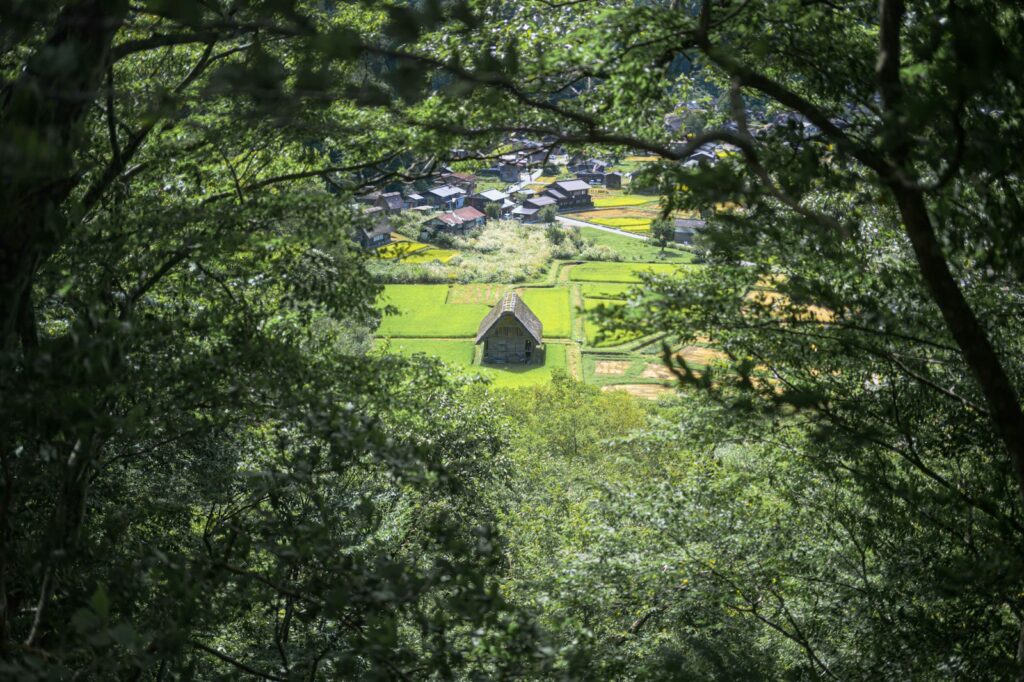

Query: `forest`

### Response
(2, 0, 1024, 679)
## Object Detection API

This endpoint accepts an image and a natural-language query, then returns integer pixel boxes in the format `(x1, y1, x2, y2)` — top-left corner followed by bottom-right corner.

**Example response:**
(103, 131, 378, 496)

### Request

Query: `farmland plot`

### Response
(516, 287, 572, 338)
(377, 285, 490, 337)
(569, 262, 685, 283)
(377, 337, 568, 388)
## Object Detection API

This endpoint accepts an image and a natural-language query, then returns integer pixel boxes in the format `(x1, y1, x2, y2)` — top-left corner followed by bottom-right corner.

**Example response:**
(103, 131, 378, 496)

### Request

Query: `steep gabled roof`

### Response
(378, 192, 404, 210)
(475, 292, 543, 345)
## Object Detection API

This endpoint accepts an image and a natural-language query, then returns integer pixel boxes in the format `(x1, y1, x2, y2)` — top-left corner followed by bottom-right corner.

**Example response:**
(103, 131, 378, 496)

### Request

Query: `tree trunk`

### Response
(0, 0, 129, 348)
(894, 187, 1024, 503)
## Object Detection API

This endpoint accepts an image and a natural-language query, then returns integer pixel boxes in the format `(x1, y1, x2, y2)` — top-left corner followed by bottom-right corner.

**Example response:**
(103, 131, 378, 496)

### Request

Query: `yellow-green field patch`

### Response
(401, 248, 459, 264)
(516, 287, 571, 338)
(583, 299, 644, 347)
(580, 282, 637, 300)
(589, 216, 652, 232)
(570, 262, 686, 283)
(593, 195, 657, 208)
(376, 337, 567, 388)
(377, 285, 489, 337)
(479, 343, 568, 387)
(376, 338, 476, 366)
(377, 238, 430, 260)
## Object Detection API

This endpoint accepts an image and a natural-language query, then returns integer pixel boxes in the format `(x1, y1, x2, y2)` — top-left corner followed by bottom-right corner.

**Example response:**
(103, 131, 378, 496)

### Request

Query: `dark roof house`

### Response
(511, 206, 541, 222)
(440, 172, 478, 193)
(673, 218, 706, 245)
(524, 195, 557, 210)
(544, 179, 593, 210)
(425, 185, 467, 209)
(467, 189, 511, 215)
(355, 219, 394, 249)
(376, 191, 404, 213)
(475, 292, 543, 364)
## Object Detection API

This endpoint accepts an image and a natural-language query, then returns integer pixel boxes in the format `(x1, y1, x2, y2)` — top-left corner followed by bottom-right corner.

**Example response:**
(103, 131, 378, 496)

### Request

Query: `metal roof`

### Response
(428, 185, 465, 197)
(551, 179, 592, 192)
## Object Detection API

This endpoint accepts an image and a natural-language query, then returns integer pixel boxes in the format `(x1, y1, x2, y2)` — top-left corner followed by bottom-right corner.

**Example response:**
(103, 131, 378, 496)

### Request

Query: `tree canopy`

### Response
(3, 0, 1024, 678)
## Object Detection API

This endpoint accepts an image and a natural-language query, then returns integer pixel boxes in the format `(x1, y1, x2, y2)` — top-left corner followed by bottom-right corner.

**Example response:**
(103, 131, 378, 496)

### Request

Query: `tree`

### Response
(650, 217, 674, 253)
(336, 0, 1024, 674)
(539, 205, 558, 224)
(484, 201, 502, 219)
(0, 2, 548, 677)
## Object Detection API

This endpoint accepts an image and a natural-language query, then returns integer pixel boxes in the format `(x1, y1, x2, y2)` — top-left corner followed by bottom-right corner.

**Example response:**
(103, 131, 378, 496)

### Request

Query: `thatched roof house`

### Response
(476, 292, 543, 364)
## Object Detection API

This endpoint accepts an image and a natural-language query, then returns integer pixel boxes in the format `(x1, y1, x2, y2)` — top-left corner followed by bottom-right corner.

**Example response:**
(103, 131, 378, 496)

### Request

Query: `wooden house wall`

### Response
(480, 318, 537, 364)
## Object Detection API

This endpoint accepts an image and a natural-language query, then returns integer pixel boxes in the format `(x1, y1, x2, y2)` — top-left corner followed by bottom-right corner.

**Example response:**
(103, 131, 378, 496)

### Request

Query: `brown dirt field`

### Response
(676, 346, 728, 366)
(641, 363, 676, 379)
(569, 208, 657, 220)
(743, 290, 835, 323)
(448, 284, 506, 305)
(594, 360, 630, 375)
(601, 384, 673, 399)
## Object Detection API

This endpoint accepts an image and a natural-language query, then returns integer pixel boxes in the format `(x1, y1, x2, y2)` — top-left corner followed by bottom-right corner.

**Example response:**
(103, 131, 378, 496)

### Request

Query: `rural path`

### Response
(556, 215, 648, 240)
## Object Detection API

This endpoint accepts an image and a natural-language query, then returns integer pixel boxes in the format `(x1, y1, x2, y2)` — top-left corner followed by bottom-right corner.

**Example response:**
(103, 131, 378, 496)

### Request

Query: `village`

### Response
(359, 128, 760, 397)
(352, 137, 714, 250)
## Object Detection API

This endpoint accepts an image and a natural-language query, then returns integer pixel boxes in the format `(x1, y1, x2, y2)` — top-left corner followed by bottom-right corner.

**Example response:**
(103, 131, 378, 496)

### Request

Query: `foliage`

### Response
(370, 220, 555, 283)
(6, 0, 1024, 678)
(650, 217, 675, 253)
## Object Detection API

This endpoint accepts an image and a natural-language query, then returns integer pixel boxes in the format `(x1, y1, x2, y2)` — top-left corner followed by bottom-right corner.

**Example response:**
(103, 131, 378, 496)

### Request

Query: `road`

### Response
(506, 169, 543, 193)
(556, 215, 649, 240)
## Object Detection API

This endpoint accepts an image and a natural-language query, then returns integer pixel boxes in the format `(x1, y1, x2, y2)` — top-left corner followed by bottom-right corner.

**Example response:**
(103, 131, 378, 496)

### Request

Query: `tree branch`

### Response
(191, 640, 286, 681)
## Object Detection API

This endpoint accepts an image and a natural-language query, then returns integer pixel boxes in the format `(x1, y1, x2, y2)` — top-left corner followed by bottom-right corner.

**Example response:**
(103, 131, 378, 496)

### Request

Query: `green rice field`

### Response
(569, 262, 686, 283)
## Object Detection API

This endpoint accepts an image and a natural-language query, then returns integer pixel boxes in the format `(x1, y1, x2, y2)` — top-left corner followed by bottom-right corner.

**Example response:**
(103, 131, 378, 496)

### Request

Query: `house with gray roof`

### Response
(673, 218, 706, 245)
(544, 179, 594, 210)
(476, 292, 543, 364)
(425, 185, 467, 210)
(375, 191, 404, 214)
(467, 189, 513, 216)
(524, 195, 557, 211)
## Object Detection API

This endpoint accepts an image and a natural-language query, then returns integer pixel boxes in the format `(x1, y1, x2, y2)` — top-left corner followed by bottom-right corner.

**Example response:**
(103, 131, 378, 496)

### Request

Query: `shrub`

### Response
(545, 224, 566, 245)
(580, 245, 621, 261)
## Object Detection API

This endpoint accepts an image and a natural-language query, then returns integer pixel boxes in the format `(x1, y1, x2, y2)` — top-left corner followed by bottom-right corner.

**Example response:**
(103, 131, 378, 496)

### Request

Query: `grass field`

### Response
(479, 343, 567, 387)
(588, 216, 653, 232)
(582, 299, 643, 347)
(517, 287, 571, 337)
(593, 195, 655, 208)
(569, 262, 686, 283)
(377, 338, 476, 366)
(401, 247, 459, 264)
(377, 337, 567, 388)
(580, 282, 637, 299)
(377, 285, 489, 337)
(577, 227, 695, 263)
(377, 238, 430, 259)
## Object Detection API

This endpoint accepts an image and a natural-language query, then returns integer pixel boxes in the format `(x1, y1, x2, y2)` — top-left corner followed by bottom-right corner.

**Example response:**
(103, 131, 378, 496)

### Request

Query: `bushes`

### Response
(370, 220, 554, 283)
(580, 244, 621, 261)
